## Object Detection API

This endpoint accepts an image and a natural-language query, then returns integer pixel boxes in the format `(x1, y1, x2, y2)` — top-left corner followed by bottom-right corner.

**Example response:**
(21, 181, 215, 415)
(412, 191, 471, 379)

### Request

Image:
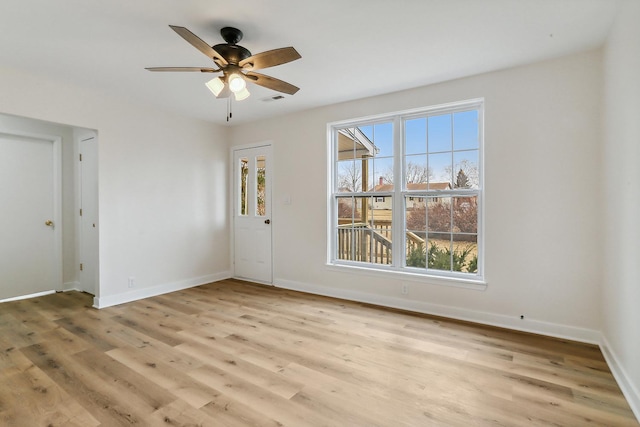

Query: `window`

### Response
(329, 99, 483, 281)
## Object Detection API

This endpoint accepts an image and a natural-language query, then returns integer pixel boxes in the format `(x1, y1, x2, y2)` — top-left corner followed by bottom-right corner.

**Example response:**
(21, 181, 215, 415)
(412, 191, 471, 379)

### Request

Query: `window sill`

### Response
(325, 262, 487, 291)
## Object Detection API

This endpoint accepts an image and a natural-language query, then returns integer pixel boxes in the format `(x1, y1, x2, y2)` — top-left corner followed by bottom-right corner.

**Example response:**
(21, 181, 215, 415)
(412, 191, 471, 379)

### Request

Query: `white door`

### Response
(0, 133, 62, 300)
(233, 145, 272, 283)
(79, 134, 98, 295)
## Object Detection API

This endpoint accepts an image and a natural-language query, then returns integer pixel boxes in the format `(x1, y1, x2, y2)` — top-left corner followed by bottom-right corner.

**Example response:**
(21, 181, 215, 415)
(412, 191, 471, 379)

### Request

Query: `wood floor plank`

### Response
(0, 280, 636, 426)
(106, 345, 218, 409)
(19, 342, 142, 426)
(188, 363, 333, 426)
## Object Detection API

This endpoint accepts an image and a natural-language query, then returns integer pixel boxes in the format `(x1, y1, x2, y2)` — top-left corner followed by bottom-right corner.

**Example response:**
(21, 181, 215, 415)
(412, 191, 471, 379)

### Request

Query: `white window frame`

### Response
(327, 99, 485, 287)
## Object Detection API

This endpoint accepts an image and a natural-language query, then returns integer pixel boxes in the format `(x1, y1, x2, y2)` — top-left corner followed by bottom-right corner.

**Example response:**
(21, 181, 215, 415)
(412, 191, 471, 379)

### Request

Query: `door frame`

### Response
(77, 131, 99, 296)
(230, 142, 274, 284)
(0, 129, 63, 294)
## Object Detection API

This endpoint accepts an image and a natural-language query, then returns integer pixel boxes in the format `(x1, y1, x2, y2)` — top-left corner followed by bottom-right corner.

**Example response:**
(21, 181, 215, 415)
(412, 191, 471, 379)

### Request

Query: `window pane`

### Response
(371, 122, 394, 157)
(406, 238, 426, 268)
(427, 197, 452, 233)
(452, 234, 478, 273)
(336, 226, 356, 261)
(405, 154, 428, 188)
(368, 157, 394, 192)
(452, 195, 478, 234)
(336, 127, 359, 161)
(371, 197, 392, 265)
(255, 155, 266, 216)
(427, 233, 477, 273)
(428, 114, 452, 153)
(336, 160, 362, 192)
(337, 196, 357, 225)
(428, 152, 452, 186)
(405, 195, 427, 268)
(405, 196, 427, 232)
(239, 157, 248, 216)
(336, 195, 364, 262)
(453, 110, 479, 151)
(427, 234, 452, 271)
(405, 118, 426, 155)
(453, 150, 479, 189)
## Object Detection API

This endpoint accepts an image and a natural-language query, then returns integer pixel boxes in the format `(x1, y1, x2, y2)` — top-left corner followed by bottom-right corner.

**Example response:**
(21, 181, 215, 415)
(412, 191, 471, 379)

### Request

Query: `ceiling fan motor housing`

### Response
(214, 27, 251, 65)
(213, 43, 251, 65)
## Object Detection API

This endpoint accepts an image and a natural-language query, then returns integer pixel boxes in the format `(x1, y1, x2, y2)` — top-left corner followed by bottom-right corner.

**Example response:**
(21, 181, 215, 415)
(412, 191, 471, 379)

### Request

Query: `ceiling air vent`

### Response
(261, 95, 285, 102)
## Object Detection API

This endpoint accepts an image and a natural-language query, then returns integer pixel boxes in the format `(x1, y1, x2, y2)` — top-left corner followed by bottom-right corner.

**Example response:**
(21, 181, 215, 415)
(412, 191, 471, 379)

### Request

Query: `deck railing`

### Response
(337, 222, 426, 264)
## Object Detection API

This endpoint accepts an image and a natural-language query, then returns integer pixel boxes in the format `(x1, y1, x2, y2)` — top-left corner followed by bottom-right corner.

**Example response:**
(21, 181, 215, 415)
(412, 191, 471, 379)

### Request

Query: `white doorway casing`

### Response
(232, 144, 273, 284)
(0, 131, 62, 300)
(78, 133, 99, 295)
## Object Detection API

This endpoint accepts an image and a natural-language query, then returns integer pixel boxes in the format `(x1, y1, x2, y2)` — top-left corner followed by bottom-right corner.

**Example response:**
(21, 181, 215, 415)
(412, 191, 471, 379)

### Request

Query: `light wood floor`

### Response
(0, 279, 637, 426)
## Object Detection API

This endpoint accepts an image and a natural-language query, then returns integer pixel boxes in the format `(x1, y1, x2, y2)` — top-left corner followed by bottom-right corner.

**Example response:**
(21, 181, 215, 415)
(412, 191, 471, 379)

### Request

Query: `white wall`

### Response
(230, 49, 604, 342)
(602, 0, 640, 417)
(0, 66, 231, 306)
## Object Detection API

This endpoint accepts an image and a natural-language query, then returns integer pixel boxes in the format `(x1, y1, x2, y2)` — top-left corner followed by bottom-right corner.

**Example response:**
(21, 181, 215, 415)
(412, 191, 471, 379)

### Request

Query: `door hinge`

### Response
(80, 263, 83, 271)
(79, 208, 83, 216)
(79, 153, 83, 161)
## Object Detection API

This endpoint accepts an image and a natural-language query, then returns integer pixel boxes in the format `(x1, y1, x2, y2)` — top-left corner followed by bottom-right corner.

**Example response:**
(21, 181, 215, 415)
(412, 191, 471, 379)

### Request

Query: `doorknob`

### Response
(45, 220, 54, 227)
(264, 219, 271, 224)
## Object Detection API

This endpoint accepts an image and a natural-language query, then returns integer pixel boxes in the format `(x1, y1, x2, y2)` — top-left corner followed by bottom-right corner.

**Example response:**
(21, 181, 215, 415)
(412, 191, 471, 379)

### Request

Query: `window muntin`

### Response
(330, 100, 483, 281)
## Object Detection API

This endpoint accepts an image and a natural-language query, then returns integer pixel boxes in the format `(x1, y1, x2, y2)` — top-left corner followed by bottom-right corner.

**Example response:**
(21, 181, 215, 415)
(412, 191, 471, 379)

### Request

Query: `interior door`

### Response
(233, 145, 272, 284)
(0, 133, 61, 300)
(79, 134, 98, 295)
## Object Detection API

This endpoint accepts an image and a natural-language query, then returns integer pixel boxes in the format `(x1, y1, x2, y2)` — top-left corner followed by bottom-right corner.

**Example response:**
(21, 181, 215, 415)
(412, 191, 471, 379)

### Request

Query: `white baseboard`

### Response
(0, 290, 56, 304)
(63, 281, 81, 292)
(274, 278, 601, 344)
(93, 271, 232, 309)
(600, 336, 640, 421)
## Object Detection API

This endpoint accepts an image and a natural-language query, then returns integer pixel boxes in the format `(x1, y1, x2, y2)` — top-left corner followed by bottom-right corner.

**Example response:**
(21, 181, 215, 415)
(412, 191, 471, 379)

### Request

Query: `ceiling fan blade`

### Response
(239, 47, 301, 71)
(145, 67, 219, 73)
(169, 25, 228, 66)
(245, 72, 300, 95)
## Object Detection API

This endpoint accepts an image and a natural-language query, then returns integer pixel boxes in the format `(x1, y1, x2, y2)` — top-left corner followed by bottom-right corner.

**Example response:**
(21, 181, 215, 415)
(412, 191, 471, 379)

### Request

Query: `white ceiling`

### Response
(0, 0, 620, 126)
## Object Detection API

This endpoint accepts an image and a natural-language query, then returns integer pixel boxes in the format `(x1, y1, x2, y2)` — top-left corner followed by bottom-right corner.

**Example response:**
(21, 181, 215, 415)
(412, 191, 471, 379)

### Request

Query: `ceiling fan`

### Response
(146, 25, 301, 102)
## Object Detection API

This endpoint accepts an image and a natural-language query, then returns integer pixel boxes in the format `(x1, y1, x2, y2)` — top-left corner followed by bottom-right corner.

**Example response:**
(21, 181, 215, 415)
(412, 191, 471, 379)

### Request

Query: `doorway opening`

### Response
(0, 113, 99, 302)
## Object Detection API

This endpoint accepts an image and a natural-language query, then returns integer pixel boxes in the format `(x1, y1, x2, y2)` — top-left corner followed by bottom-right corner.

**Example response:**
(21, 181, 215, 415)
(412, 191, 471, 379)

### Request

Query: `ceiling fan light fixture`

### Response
(234, 87, 250, 101)
(205, 76, 225, 96)
(228, 73, 246, 93)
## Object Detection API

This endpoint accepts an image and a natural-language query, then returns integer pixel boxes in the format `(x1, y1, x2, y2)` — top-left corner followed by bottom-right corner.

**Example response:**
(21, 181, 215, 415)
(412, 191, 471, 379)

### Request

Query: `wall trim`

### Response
(274, 278, 601, 344)
(600, 336, 640, 421)
(93, 271, 232, 309)
(0, 290, 56, 304)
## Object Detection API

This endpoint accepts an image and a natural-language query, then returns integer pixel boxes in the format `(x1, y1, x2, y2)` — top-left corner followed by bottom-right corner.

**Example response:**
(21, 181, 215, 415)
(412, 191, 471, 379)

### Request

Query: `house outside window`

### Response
(329, 99, 483, 281)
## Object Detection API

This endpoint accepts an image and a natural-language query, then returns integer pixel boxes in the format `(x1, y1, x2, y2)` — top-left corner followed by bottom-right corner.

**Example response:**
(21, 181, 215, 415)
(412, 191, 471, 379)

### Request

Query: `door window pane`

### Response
(256, 155, 265, 216)
(239, 157, 248, 216)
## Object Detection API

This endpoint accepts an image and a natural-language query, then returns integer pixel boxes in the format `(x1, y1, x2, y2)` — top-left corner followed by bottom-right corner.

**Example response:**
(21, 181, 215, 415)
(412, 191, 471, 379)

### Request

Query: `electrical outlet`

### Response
(128, 276, 135, 288)
(401, 284, 409, 295)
